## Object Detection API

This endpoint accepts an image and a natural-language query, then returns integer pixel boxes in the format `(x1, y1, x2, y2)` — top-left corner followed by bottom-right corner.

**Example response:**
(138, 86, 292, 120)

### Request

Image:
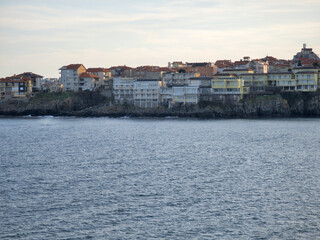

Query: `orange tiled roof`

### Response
(109, 65, 133, 70)
(0, 75, 32, 83)
(79, 72, 99, 78)
(87, 68, 110, 73)
(16, 72, 43, 78)
(214, 60, 233, 68)
(234, 61, 250, 66)
(66, 64, 85, 70)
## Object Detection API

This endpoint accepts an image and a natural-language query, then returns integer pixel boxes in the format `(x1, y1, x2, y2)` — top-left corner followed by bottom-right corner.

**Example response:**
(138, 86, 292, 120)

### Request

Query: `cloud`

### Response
(0, 0, 320, 77)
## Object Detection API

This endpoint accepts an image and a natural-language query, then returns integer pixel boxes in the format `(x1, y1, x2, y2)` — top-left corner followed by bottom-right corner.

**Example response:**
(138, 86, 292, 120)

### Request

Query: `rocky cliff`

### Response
(1, 91, 320, 118)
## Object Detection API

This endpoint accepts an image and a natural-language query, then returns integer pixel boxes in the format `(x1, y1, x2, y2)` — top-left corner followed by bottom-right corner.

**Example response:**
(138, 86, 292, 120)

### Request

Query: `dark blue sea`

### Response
(1, 117, 320, 239)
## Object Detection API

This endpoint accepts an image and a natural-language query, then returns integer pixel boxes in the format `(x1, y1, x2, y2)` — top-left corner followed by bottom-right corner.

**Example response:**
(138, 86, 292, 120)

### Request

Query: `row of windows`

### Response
(134, 99, 158, 102)
(134, 89, 157, 92)
(297, 85, 315, 89)
(213, 88, 240, 92)
(134, 94, 158, 97)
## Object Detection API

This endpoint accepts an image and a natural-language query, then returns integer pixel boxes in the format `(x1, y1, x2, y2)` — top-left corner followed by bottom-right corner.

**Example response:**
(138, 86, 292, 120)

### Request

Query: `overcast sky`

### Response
(0, 0, 320, 77)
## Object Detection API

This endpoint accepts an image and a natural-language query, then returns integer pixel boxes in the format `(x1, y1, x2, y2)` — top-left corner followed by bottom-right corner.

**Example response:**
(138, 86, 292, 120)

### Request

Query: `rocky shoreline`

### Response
(1, 91, 320, 118)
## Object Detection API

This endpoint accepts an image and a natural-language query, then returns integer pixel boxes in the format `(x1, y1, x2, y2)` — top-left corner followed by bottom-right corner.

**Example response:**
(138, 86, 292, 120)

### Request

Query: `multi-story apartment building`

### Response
(78, 73, 100, 91)
(133, 79, 162, 108)
(168, 62, 217, 76)
(109, 66, 133, 77)
(172, 86, 200, 104)
(0, 75, 33, 100)
(162, 72, 200, 86)
(249, 60, 269, 73)
(87, 68, 112, 90)
(214, 60, 234, 73)
(16, 72, 43, 92)
(113, 77, 136, 104)
(211, 73, 249, 101)
(59, 64, 86, 91)
(160, 87, 173, 105)
(267, 72, 296, 91)
(185, 62, 217, 76)
(239, 73, 268, 92)
(132, 66, 171, 80)
(294, 71, 318, 91)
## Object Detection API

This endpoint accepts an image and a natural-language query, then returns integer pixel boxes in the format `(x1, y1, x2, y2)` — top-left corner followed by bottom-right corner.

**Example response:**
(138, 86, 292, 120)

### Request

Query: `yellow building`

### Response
(295, 71, 318, 91)
(267, 69, 320, 92)
(223, 68, 254, 75)
(239, 73, 268, 92)
(211, 73, 249, 101)
(267, 72, 296, 91)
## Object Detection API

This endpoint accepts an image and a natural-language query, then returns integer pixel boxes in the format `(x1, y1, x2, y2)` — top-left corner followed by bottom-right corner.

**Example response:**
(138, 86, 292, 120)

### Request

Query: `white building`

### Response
(172, 86, 200, 104)
(189, 77, 212, 87)
(59, 64, 86, 91)
(160, 87, 173, 105)
(162, 72, 200, 86)
(133, 79, 162, 108)
(113, 77, 137, 104)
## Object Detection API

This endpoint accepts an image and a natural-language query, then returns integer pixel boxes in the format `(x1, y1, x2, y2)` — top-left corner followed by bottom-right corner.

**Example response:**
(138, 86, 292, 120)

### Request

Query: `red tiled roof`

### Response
(16, 72, 43, 78)
(65, 64, 85, 70)
(109, 65, 133, 70)
(79, 72, 99, 78)
(234, 61, 250, 66)
(214, 60, 233, 68)
(0, 75, 32, 83)
(87, 68, 110, 73)
(134, 66, 171, 72)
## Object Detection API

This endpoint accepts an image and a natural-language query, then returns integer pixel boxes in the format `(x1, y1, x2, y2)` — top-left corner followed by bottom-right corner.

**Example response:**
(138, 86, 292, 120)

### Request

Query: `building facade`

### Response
(59, 64, 86, 91)
(87, 68, 112, 90)
(113, 77, 136, 104)
(211, 73, 249, 101)
(0, 76, 33, 100)
(16, 72, 43, 92)
(162, 72, 200, 86)
(133, 79, 162, 108)
(79, 73, 100, 91)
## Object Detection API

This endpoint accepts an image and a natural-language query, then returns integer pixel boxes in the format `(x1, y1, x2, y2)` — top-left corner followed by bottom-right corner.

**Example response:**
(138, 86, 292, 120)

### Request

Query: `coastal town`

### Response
(1, 44, 320, 109)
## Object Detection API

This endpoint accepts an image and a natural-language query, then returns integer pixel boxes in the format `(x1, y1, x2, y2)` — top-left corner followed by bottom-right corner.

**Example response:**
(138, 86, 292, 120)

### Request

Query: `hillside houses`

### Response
(1, 43, 320, 107)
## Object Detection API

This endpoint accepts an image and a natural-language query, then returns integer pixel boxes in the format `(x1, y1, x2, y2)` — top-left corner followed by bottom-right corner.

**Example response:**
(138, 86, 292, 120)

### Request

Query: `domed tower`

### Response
(293, 43, 320, 63)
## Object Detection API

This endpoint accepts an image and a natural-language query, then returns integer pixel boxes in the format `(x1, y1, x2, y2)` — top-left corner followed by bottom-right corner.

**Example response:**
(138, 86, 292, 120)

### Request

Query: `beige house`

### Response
(79, 72, 100, 91)
(59, 64, 86, 91)
(87, 68, 112, 90)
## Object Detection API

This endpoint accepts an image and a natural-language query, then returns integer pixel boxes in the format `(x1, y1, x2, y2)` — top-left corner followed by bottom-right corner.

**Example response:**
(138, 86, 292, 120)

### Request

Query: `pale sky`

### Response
(0, 0, 320, 77)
